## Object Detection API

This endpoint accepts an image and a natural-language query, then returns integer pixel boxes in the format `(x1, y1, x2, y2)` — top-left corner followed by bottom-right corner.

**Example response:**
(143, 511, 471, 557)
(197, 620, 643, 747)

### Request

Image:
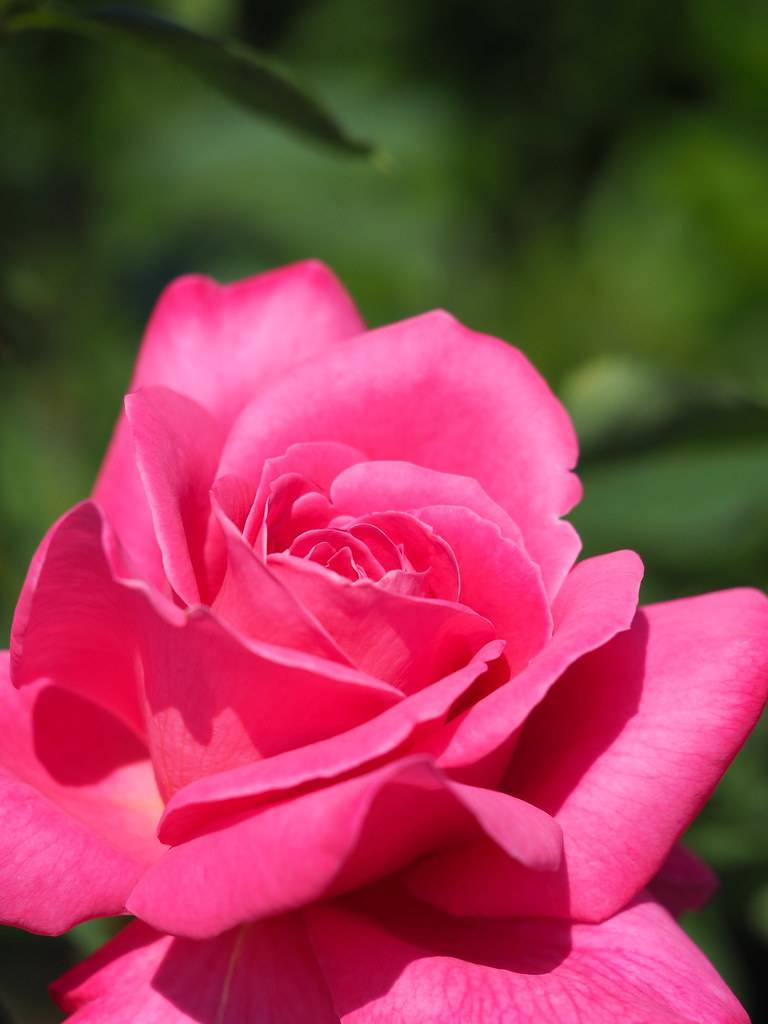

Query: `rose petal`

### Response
(124, 263, 364, 428)
(140, 603, 402, 800)
(10, 501, 399, 801)
(430, 549, 644, 786)
(307, 888, 747, 1023)
(510, 587, 768, 921)
(10, 502, 145, 733)
(211, 486, 351, 663)
(648, 844, 718, 917)
(0, 652, 163, 934)
(52, 915, 339, 1023)
(94, 261, 363, 585)
(330, 460, 526, 548)
(339, 511, 461, 600)
(290, 528, 387, 578)
(158, 641, 504, 844)
(220, 312, 581, 595)
(127, 756, 561, 938)
(416, 505, 552, 674)
(125, 387, 224, 605)
(269, 554, 495, 693)
(244, 441, 366, 553)
(411, 588, 768, 922)
(341, 522, 403, 575)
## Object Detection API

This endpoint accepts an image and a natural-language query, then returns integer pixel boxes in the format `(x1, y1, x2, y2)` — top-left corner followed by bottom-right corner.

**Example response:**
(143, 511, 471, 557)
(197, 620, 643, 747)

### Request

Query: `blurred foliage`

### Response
(0, 0, 767, 1020)
(4, 2, 374, 155)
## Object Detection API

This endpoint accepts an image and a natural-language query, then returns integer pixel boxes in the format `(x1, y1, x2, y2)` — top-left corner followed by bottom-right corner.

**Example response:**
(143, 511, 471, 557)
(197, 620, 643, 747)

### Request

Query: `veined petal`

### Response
(308, 889, 747, 1023)
(52, 915, 339, 1023)
(411, 588, 768, 922)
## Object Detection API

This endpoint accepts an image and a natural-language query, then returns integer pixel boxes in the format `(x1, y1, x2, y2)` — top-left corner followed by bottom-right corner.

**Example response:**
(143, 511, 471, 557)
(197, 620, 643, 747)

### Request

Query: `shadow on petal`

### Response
(54, 915, 339, 1023)
(32, 686, 149, 787)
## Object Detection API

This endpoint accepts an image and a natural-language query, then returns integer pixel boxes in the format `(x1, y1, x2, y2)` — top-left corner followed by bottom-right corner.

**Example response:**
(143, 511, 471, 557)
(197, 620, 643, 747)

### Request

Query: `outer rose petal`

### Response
(411, 588, 768, 921)
(511, 587, 768, 920)
(220, 311, 581, 595)
(127, 756, 561, 939)
(307, 889, 748, 1023)
(0, 653, 163, 934)
(53, 916, 339, 1023)
(11, 500, 400, 799)
(430, 549, 643, 786)
(94, 261, 364, 585)
(10, 502, 145, 733)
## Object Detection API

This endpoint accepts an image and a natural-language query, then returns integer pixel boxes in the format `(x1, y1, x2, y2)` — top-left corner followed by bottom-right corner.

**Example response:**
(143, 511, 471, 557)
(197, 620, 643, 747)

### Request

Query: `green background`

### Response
(1, 1, 767, 1019)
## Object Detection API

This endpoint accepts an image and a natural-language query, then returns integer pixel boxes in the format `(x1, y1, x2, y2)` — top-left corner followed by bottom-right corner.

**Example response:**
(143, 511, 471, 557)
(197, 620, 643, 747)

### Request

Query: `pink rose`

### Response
(2, 261, 766, 1022)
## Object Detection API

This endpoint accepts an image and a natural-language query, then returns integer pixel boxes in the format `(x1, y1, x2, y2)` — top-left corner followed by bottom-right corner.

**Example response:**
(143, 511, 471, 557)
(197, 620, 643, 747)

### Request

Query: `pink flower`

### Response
(2, 261, 766, 1022)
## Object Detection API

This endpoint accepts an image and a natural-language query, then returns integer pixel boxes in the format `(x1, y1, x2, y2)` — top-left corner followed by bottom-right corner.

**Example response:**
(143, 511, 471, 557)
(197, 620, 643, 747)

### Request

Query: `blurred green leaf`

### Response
(682, 901, 749, 998)
(573, 440, 768, 593)
(66, 917, 124, 958)
(562, 356, 768, 457)
(562, 357, 693, 455)
(748, 884, 768, 943)
(690, 716, 768, 870)
(4, 3, 374, 156)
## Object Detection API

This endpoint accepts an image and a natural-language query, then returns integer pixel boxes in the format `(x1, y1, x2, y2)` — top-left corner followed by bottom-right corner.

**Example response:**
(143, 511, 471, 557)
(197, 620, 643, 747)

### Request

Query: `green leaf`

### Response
(66, 916, 125, 957)
(572, 439, 768, 594)
(748, 883, 768, 943)
(4, 4, 374, 157)
(561, 355, 768, 458)
(681, 902, 749, 1003)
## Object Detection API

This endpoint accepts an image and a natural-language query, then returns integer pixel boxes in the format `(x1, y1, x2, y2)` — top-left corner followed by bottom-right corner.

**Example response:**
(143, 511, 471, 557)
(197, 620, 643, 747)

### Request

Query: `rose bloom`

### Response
(1, 262, 766, 1023)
